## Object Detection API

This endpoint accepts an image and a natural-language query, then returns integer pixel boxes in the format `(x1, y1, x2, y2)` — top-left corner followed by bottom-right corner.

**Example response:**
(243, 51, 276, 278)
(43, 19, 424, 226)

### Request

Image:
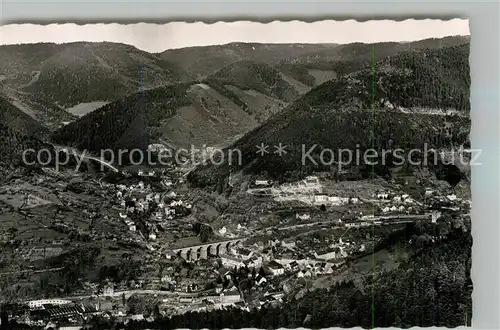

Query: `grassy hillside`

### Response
(189, 44, 471, 186)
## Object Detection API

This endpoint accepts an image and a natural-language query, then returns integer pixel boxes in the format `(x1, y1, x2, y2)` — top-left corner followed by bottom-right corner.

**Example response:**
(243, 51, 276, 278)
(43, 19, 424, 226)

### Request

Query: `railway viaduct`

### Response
(171, 238, 247, 261)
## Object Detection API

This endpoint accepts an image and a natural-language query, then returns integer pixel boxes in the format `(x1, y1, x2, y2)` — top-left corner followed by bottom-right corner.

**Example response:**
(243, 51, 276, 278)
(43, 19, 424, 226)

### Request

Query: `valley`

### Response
(0, 32, 472, 330)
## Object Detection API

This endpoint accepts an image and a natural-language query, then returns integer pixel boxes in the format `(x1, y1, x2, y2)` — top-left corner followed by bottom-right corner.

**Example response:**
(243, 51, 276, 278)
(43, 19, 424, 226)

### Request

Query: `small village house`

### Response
(267, 261, 285, 276)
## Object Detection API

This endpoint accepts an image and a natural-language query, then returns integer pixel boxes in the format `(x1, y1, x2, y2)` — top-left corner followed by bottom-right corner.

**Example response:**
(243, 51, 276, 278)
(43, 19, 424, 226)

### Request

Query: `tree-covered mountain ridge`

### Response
(189, 43, 470, 186)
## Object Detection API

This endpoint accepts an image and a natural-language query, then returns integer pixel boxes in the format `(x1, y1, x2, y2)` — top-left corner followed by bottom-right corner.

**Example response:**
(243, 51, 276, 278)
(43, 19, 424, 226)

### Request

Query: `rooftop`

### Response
(268, 260, 284, 269)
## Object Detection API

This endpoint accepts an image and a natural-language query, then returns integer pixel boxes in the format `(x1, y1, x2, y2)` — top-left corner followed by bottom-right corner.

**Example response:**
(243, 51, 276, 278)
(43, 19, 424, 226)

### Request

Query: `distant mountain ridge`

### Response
(158, 42, 340, 78)
(278, 35, 470, 71)
(1, 36, 469, 136)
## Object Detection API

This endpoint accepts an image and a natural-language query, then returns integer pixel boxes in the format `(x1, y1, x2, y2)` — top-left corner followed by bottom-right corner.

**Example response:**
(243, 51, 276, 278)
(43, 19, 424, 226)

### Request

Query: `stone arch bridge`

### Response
(172, 238, 247, 261)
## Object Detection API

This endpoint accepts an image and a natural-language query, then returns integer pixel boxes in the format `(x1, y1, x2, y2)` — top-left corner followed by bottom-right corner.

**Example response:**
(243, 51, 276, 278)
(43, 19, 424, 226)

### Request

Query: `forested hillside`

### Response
(211, 60, 300, 102)
(0, 42, 189, 108)
(189, 44, 471, 187)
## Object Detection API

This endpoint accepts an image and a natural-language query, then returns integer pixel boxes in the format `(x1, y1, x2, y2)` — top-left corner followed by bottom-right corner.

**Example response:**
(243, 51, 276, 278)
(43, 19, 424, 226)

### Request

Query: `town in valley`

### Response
(0, 20, 472, 330)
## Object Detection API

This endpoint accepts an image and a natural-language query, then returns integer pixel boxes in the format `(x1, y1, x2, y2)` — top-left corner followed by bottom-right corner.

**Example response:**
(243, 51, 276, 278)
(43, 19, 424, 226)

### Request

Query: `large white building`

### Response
(27, 299, 72, 309)
(220, 254, 245, 269)
(220, 290, 241, 304)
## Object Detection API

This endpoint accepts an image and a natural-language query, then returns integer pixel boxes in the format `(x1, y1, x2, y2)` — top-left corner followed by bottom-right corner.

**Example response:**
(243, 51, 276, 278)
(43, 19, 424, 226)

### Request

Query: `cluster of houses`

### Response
(114, 182, 192, 240)
(275, 193, 360, 207)
(220, 247, 264, 269)
(374, 191, 420, 214)
(214, 238, 351, 282)
(12, 299, 99, 328)
(275, 176, 322, 193)
(250, 176, 320, 193)
(158, 286, 243, 315)
(269, 257, 346, 279)
(252, 176, 361, 206)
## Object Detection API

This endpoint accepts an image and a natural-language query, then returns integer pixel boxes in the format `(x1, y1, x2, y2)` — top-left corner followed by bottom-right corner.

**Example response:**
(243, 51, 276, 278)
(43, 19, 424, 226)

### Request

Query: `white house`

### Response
(285, 260, 300, 272)
(315, 251, 336, 261)
(218, 227, 227, 236)
(255, 180, 270, 186)
(220, 290, 241, 304)
(297, 270, 312, 278)
(296, 213, 311, 220)
(377, 193, 389, 200)
(131, 314, 145, 321)
(154, 194, 161, 203)
(268, 261, 285, 276)
(281, 241, 296, 249)
(431, 211, 442, 223)
(314, 195, 328, 203)
(255, 275, 267, 286)
(305, 176, 319, 183)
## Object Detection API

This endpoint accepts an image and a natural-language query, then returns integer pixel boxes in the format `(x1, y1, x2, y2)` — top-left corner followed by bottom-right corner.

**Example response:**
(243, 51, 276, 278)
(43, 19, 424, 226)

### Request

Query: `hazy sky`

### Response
(0, 19, 469, 53)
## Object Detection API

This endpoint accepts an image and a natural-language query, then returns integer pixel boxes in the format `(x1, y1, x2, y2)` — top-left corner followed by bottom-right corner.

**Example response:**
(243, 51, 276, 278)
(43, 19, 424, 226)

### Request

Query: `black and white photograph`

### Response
(0, 19, 472, 329)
